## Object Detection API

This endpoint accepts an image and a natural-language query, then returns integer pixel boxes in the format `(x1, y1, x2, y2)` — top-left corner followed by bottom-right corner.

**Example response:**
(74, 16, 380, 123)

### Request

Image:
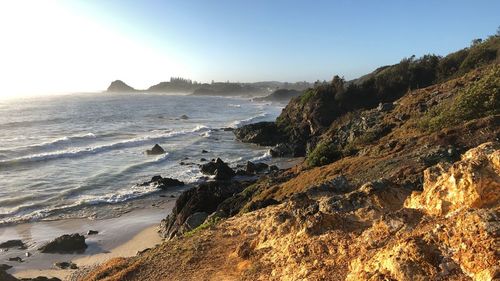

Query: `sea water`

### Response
(0, 92, 283, 225)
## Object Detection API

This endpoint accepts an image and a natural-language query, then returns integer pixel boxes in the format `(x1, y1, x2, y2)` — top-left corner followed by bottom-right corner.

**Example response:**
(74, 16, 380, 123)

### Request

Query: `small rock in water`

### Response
(200, 158, 207, 162)
(87, 230, 98, 235)
(146, 144, 166, 155)
(201, 149, 209, 153)
(0, 240, 25, 249)
(180, 114, 189, 120)
(8, 257, 23, 262)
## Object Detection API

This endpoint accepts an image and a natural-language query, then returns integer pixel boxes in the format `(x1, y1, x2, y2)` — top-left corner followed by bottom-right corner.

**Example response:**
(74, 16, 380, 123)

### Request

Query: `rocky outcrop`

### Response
(405, 142, 499, 216)
(146, 144, 165, 155)
(38, 233, 87, 254)
(140, 175, 184, 189)
(159, 181, 247, 239)
(233, 122, 285, 147)
(106, 80, 136, 92)
(200, 158, 235, 180)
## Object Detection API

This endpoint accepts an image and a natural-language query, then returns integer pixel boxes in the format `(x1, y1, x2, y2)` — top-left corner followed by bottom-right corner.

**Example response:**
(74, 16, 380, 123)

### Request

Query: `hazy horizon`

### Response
(0, 0, 498, 98)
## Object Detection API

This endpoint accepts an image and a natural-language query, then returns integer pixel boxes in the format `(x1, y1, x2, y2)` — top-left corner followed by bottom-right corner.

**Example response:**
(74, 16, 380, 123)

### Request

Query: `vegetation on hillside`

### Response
(280, 33, 499, 167)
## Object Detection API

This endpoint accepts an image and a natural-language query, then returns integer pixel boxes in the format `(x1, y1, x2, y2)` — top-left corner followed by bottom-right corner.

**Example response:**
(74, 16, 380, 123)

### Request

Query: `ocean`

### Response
(0, 92, 283, 225)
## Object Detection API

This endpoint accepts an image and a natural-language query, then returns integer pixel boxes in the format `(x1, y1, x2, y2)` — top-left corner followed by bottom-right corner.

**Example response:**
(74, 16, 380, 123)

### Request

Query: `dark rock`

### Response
(200, 158, 207, 162)
(25, 277, 62, 281)
(159, 181, 246, 239)
(8, 257, 23, 262)
(141, 175, 184, 189)
(222, 127, 234, 131)
(377, 102, 395, 112)
(38, 234, 87, 254)
(0, 240, 25, 249)
(54, 261, 78, 269)
(269, 165, 279, 172)
(247, 198, 279, 212)
(245, 161, 269, 174)
(180, 115, 189, 120)
(270, 143, 295, 157)
(233, 122, 285, 146)
(235, 169, 253, 177)
(146, 144, 166, 155)
(201, 149, 209, 153)
(0, 264, 13, 271)
(87, 230, 98, 235)
(200, 158, 235, 179)
(179, 212, 209, 232)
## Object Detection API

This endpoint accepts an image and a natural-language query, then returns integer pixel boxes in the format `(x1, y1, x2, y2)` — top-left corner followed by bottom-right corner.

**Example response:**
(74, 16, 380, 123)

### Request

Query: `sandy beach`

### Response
(0, 198, 175, 280)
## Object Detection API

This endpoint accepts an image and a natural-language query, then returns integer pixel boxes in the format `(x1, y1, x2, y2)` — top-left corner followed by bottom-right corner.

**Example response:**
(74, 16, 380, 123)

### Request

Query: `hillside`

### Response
(74, 35, 500, 281)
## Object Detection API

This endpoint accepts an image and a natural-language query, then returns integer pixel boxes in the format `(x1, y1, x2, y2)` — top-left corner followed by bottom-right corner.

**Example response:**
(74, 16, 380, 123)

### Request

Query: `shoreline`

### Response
(0, 201, 174, 280)
(1, 157, 303, 280)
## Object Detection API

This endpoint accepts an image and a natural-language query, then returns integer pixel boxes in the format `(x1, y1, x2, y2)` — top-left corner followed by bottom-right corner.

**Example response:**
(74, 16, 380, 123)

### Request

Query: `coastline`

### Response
(0, 199, 175, 280)
(0, 156, 302, 281)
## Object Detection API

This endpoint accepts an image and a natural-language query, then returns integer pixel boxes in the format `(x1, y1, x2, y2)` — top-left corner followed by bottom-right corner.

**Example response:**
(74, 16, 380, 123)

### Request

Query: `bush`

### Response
(419, 64, 500, 131)
(306, 142, 342, 167)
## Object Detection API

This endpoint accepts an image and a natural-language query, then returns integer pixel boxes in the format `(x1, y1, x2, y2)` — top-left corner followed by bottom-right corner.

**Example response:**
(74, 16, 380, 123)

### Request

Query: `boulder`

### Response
(159, 181, 246, 239)
(0, 240, 25, 249)
(140, 175, 184, 189)
(180, 212, 209, 232)
(233, 122, 285, 146)
(54, 261, 78, 269)
(405, 142, 500, 216)
(179, 115, 189, 120)
(200, 158, 235, 179)
(38, 234, 87, 254)
(245, 161, 268, 174)
(269, 143, 295, 157)
(87, 230, 98, 235)
(146, 144, 166, 155)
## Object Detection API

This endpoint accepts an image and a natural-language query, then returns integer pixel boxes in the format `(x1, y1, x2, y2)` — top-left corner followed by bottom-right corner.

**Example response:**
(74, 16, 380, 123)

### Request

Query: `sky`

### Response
(0, 0, 498, 98)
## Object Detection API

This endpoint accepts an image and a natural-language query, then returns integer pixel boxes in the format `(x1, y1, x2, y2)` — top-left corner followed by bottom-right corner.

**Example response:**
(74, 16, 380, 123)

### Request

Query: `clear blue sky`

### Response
(0, 0, 498, 96)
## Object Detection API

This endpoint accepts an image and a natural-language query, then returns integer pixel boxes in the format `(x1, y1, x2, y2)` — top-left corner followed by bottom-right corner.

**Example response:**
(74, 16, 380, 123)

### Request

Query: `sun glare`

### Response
(0, 0, 187, 99)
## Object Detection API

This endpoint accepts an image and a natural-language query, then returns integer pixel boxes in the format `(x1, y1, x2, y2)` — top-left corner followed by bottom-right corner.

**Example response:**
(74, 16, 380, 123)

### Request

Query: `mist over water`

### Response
(0, 93, 282, 225)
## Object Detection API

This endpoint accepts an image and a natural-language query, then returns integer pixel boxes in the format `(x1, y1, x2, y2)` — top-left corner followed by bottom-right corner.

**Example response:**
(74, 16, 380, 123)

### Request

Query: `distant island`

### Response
(106, 80, 137, 92)
(106, 77, 311, 97)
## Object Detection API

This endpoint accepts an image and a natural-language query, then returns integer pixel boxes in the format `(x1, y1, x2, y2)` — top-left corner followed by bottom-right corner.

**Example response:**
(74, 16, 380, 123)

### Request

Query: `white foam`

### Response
(0, 126, 208, 166)
(230, 112, 272, 128)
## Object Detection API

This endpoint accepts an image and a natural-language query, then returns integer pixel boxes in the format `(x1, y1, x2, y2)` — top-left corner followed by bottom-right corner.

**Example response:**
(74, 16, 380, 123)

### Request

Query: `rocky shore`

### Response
(2, 36, 499, 281)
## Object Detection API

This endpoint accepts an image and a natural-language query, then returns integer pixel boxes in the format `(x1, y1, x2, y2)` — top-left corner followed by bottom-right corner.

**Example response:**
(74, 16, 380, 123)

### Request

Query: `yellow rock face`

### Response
(405, 142, 500, 216)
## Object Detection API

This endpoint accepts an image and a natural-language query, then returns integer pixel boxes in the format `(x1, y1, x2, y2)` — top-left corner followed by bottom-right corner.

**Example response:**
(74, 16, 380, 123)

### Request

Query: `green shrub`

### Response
(420, 64, 500, 131)
(306, 142, 342, 167)
(299, 88, 318, 105)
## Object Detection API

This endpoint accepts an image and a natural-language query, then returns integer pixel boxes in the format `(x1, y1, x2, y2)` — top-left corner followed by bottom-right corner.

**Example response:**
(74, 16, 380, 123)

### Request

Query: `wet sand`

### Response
(0, 200, 175, 280)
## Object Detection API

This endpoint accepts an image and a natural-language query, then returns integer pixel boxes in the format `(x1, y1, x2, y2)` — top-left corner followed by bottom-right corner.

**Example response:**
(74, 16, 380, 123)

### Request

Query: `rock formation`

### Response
(106, 80, 136, 92)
